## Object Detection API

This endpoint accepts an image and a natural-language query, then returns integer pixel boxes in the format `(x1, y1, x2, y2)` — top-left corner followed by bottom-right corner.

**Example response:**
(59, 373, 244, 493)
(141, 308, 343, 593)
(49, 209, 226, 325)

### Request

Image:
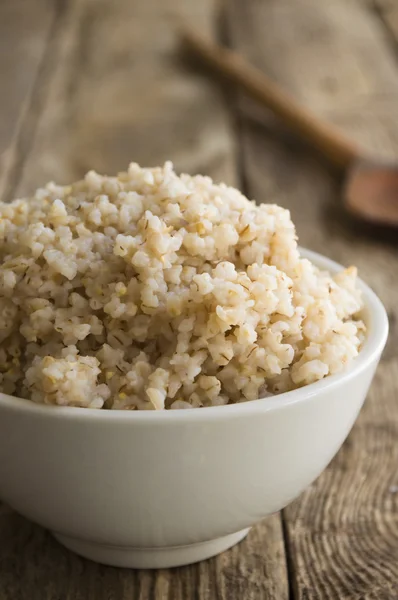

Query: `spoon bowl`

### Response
(345, 161, 398, 226)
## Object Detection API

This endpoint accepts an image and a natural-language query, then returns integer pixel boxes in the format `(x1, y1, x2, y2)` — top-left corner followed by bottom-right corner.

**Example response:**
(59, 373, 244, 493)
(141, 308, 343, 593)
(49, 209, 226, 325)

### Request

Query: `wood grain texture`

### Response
(14, 0, 237, 196)
(226, 0, 398, 598)
(0, 0, 56, 198)
(0, 506, 287, 600)
(0, 0, 288, 598)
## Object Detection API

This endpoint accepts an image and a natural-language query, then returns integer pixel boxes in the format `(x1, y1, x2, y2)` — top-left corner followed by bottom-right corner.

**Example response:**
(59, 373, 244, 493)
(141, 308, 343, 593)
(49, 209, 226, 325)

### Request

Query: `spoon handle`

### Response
(181, 27, 361, 170)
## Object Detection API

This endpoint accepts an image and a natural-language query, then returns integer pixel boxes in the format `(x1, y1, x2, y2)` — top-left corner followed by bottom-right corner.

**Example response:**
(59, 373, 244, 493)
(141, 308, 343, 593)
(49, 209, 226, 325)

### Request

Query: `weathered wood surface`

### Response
(0, 0, 398, 598)
(226, 0, 398, 598)
(13, 0, 238, 197)
(0, 0, 56, 200)
(0, 505, 287, 600)
(375, 0, 398, 41)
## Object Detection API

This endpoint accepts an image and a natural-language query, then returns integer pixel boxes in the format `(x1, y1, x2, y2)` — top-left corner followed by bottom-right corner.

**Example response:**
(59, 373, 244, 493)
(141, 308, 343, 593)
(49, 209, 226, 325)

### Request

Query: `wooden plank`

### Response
(0, 1, 288, 598)
(0, 0, 56, 198)
(374, 0, 398, 41)
(0, 507, 287, 600)
(226, 0, 398, 597)
(14, 0, 238, 196)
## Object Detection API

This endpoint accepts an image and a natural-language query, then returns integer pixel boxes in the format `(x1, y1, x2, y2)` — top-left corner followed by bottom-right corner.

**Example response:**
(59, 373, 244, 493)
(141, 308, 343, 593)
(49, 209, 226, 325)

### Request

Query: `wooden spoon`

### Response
(180, 27, 398, 228)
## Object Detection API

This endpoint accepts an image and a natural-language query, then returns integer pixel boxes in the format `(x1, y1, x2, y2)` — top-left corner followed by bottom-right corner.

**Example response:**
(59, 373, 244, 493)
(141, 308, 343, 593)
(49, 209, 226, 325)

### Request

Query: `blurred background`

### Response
(0, 0, 236, 196)
(1, 0, 398, 200)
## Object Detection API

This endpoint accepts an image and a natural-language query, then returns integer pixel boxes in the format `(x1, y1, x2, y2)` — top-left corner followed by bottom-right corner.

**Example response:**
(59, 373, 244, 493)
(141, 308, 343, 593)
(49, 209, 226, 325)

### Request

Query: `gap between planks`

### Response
(0, 0, 68, 203)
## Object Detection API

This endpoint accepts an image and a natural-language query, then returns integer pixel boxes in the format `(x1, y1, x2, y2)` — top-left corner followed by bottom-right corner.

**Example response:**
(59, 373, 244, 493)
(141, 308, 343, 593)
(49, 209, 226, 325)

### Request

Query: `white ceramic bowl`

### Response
(0, 250, 388, 569)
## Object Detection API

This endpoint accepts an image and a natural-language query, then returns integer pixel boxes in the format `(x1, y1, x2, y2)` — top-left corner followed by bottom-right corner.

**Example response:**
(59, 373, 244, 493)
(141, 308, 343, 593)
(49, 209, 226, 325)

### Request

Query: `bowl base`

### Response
(53, 528, 250, 569)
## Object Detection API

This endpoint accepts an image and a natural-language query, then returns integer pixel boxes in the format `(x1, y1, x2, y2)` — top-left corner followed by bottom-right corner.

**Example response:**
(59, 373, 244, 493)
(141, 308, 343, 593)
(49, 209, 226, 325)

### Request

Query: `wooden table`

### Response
(1, 0, 397, 598)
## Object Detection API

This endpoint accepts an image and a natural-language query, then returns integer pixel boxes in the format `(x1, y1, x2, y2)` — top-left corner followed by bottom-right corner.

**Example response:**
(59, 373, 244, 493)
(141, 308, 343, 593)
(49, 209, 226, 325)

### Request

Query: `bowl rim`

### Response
(0, 248, 388, 423)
